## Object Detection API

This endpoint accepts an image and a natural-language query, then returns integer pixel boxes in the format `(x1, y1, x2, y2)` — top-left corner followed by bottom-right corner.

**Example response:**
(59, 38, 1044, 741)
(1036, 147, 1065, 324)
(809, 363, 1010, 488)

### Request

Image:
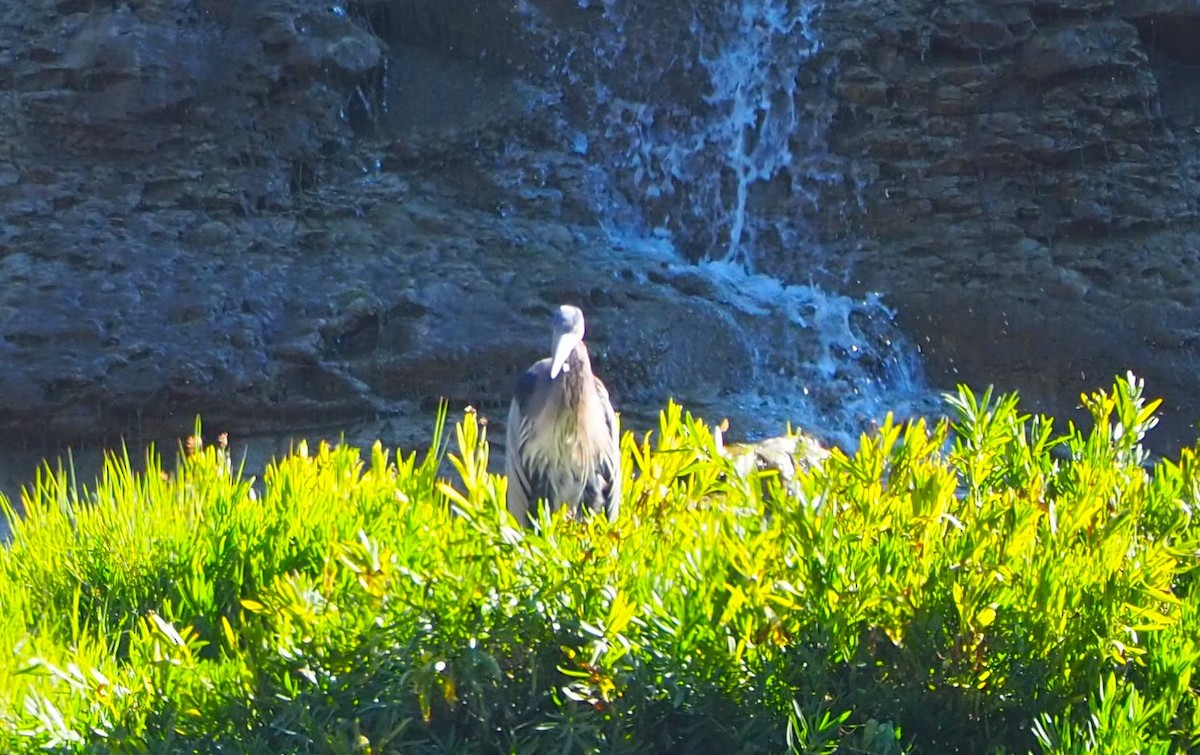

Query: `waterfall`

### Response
(516, 0, 939, 445)
(698, 0, 820, 266)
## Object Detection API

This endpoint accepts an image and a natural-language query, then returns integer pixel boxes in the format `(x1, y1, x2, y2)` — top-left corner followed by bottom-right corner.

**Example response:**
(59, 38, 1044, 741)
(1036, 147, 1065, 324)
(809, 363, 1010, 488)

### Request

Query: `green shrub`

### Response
(0, 374, 1195, 753)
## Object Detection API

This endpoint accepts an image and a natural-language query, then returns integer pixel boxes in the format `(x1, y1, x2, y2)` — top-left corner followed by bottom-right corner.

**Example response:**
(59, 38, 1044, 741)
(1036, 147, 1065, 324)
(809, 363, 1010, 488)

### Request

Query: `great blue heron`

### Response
(506, 305, 620, 526)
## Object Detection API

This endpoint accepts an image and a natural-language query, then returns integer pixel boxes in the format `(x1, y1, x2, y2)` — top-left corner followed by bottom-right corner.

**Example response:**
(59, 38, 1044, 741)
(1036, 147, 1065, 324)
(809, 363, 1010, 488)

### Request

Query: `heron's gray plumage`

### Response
(506, 305, 620, 526)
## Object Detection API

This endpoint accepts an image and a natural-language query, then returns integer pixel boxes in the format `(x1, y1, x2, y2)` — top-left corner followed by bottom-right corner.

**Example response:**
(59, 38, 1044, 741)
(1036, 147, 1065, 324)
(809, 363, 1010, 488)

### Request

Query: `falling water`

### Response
(520, 0, 837, 267)
(515, 0, 940, 445)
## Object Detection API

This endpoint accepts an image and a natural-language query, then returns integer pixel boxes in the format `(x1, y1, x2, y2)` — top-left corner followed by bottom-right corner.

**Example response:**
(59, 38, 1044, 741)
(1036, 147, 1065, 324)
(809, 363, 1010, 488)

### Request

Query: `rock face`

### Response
(814, 0, 1200, 449)
(1, 0, 1198, 458)
(0, 0, 382, 444)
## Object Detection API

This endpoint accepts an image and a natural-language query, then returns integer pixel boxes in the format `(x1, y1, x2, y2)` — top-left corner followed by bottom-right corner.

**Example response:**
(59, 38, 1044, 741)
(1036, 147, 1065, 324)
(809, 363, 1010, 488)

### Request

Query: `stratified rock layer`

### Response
(816, 0, 1200, 448)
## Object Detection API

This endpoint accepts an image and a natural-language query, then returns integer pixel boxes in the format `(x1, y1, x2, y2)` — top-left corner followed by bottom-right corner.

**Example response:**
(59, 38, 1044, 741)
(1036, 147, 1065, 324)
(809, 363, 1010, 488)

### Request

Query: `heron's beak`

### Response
(549, 330, 581, 379)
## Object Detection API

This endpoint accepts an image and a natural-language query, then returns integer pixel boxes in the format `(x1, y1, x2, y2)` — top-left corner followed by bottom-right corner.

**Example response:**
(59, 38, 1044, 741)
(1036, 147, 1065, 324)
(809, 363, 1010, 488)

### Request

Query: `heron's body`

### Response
(506, 306, 620, 526)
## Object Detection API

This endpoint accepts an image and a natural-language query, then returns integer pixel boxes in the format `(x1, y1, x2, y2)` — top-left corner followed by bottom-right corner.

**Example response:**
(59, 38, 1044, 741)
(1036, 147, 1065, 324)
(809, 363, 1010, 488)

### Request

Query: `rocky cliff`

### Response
(1, 0, 1197, 457)
(819, 0, 1200, 451)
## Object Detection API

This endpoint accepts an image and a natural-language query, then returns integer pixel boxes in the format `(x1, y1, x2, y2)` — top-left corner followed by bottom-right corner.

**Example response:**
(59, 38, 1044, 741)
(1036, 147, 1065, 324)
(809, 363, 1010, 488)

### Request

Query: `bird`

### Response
(712, 418, 829, 499)
(505, 305, 621, 526)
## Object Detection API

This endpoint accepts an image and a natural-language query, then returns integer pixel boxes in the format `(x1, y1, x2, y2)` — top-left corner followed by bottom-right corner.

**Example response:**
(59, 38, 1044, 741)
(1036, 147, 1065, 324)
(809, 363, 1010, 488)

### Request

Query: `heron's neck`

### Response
(559, 343, 595, 408)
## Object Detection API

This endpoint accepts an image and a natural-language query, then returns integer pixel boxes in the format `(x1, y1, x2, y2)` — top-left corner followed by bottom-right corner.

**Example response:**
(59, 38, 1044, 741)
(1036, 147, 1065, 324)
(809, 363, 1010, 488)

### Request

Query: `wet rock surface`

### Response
(1, 0, 1199, 498)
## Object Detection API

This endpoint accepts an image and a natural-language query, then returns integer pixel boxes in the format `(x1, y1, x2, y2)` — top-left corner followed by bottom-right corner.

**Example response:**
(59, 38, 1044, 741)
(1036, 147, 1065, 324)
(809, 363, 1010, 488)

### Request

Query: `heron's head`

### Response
(550, 305, 586, 379)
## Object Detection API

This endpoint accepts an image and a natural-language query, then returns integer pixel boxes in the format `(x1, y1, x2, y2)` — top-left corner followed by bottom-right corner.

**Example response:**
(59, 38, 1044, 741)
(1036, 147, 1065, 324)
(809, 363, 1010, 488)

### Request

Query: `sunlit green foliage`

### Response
(0, 374, 1196, 753)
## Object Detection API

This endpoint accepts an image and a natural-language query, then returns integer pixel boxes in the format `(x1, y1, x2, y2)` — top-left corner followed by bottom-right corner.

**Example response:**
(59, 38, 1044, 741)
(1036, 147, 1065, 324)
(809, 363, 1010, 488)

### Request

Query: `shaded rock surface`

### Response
(1, 0, 1199, 490)
(816, 0, 1200, 449)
